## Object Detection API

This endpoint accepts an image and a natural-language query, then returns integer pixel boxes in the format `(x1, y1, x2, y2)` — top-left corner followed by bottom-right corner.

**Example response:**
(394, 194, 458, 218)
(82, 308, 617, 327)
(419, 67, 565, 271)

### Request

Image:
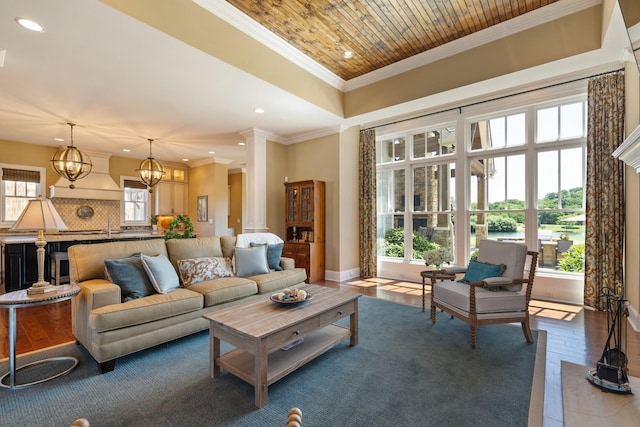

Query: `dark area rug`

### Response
(0, 296, 543, 426)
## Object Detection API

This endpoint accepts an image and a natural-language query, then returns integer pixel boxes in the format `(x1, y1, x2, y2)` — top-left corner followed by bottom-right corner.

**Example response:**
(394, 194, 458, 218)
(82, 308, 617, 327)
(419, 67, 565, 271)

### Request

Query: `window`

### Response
(377, 125, 457, 262)
(1, 166, 44, 224)
(376, 92, 586, 275)
(122, 178, 149, 224)
(468, 154, 526, 248)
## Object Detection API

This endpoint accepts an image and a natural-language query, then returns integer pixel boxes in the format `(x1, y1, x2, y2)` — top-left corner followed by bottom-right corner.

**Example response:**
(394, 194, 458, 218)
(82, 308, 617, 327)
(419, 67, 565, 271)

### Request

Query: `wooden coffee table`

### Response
(203, 284, 361, 407)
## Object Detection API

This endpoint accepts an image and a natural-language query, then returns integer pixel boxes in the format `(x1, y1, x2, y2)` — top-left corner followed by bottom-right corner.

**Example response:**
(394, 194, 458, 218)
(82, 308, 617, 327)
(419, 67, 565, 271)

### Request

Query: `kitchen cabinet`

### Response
(1, 235, 162, 292)
(156, 181, 186, 215)
(283, 180, 325, 283)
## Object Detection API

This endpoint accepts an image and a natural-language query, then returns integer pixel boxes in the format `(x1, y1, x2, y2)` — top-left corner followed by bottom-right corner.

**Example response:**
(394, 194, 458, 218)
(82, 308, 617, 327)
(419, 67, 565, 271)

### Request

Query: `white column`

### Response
(240, 128, 269, 233)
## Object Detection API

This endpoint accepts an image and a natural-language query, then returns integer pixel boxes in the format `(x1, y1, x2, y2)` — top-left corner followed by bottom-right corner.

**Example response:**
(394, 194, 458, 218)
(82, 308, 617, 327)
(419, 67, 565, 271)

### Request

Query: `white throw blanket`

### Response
(235, 232, 284, 248)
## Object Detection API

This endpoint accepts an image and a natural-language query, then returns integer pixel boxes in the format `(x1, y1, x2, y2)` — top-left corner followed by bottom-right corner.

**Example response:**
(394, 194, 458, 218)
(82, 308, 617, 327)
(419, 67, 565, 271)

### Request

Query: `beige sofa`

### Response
(68, 235, 306, 373)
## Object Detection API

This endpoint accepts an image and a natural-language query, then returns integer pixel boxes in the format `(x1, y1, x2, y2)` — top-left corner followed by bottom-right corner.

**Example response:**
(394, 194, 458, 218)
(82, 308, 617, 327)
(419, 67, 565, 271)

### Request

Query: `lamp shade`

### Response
(10, 196, 68, 232)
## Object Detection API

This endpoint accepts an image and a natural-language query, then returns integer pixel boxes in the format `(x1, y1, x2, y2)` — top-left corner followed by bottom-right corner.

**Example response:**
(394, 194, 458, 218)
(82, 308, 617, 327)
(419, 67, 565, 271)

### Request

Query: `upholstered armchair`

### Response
(429, 239, 538, 348)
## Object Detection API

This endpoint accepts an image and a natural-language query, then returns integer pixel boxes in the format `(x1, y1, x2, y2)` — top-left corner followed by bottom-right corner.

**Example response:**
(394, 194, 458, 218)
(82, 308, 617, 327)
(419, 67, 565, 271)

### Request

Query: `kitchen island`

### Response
(0, 231, 163, 293)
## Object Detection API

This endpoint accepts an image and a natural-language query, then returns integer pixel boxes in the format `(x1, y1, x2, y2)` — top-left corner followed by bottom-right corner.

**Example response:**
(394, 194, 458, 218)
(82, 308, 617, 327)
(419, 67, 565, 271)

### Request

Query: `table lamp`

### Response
(10, 195, 67, 294)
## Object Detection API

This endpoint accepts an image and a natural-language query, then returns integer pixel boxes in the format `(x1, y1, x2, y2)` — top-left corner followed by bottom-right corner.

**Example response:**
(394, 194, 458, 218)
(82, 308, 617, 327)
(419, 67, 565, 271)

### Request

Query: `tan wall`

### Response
(624, 62, 640, 317)
(343, 5, 602, 118)
(284, 134, 340, 272)
(0, 140, 58, 189)
(0, 141, 154, 193)
(266, 140, 287, 239)
(337, 126, 361, 274)
(189, 162, 228, 237)
(228, 171, 243, 236)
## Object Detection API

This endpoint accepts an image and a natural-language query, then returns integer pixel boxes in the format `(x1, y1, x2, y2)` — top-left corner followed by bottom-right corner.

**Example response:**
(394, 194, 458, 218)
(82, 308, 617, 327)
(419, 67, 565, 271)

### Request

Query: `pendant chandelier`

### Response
(136, 138, 165, 193)
(50, 123, 93, 189)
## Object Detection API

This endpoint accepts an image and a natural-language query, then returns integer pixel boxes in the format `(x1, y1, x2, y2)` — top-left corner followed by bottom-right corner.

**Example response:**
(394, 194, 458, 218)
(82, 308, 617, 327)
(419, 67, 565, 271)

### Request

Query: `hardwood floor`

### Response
(1, 278, 638, 426)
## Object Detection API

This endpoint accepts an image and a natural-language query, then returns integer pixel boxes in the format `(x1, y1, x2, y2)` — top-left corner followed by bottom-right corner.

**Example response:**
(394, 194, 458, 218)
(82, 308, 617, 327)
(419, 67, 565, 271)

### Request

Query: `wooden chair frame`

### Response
(429, 250, 538, 348)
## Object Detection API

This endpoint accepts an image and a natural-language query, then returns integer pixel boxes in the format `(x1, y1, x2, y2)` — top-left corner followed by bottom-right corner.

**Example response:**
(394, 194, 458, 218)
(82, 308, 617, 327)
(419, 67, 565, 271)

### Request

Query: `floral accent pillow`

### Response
(177, 256, 234, 287)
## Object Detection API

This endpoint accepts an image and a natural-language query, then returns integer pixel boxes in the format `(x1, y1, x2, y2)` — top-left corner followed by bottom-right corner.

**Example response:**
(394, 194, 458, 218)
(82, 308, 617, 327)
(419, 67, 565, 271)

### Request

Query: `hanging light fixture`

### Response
(50, 123, 93, 189)
(136, 138, 165, 193)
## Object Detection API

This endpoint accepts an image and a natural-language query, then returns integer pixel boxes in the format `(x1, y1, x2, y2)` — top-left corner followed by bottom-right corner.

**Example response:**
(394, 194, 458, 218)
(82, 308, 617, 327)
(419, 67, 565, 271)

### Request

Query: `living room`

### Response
(1, 0, 640, 425)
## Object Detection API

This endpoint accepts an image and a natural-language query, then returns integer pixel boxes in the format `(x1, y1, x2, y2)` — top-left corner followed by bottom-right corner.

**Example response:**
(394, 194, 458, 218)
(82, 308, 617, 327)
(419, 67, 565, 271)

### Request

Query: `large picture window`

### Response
(376, 93, 586, 275)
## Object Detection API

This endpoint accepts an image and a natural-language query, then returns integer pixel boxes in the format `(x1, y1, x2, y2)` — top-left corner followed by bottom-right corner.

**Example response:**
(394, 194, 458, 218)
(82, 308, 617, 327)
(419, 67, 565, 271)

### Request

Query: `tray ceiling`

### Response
(226, 0, 561, 80)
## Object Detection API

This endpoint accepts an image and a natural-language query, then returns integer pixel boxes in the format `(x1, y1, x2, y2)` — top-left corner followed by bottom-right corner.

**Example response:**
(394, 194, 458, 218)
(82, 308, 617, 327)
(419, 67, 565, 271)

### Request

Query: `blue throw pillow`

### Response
(234, 245, 270, 277)
(105, 254, 156, 302)
(458, 260, 506, 284)
(140, 254, 180, 293)
(250, 242, 284, 271)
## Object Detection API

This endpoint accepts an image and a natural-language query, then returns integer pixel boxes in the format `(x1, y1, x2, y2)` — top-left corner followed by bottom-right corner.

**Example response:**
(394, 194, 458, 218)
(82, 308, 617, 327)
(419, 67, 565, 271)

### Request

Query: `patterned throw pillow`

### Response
(177, 257, 234, 287)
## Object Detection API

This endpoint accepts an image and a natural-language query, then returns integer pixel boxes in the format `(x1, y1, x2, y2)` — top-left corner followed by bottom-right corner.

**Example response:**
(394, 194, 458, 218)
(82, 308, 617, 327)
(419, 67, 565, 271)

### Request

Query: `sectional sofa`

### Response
(68, 234, 307, 373)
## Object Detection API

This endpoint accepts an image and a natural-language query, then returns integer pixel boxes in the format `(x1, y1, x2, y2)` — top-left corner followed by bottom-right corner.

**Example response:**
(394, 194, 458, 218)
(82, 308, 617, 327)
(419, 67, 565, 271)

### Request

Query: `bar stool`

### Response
(50, 252, 70, 286)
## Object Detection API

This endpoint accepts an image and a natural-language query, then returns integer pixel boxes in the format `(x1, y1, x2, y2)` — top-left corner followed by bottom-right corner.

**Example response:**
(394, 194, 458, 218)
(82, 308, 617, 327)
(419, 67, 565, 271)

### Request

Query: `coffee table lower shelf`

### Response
(217, 324, 350, 387)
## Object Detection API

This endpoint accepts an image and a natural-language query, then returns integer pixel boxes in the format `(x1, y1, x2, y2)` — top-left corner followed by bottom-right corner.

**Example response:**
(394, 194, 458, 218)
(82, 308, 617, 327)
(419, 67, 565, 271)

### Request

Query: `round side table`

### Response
(0, 284, 80, 390)
(420, 270, 456, 312)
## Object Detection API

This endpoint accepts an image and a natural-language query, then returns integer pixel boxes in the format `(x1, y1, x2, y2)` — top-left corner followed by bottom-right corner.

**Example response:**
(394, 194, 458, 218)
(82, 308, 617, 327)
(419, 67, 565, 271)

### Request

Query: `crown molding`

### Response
(188, 157, 233, 168)
(192, 0, 345, 90)
(194, 0, 599, 93)
(344, 0, 601, 91)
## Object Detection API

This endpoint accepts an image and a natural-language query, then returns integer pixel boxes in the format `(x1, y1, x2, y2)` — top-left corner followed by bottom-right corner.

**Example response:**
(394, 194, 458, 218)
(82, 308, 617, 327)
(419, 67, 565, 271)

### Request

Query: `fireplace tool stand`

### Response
(586, 288, 632, 394)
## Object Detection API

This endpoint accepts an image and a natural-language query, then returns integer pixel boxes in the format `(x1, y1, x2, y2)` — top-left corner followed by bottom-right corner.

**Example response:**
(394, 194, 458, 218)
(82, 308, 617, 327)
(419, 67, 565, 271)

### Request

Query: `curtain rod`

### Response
(362, 67, 625, 131)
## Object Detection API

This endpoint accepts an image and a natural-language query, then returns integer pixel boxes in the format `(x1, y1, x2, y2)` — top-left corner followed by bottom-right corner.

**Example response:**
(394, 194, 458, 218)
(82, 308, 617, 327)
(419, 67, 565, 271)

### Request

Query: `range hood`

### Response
(49, 152, 123, 200)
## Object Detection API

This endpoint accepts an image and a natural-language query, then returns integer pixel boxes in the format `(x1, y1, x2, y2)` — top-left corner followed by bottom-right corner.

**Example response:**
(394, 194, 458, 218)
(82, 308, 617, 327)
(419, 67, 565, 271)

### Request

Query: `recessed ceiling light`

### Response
(208, 151, 215, 155)
(15, 18, 44, 32)
(53, 137, 64, 142)
(254, 108, 264, 114)
(122, 148, 130, 152)
(182, 158, 189, 162)
(343, 51, 353, 59)
(238, 142, 246, 146)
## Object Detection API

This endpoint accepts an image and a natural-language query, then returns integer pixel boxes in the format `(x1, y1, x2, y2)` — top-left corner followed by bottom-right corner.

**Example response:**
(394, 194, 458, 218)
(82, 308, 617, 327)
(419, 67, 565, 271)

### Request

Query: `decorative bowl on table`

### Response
(270, 288, 313, 305)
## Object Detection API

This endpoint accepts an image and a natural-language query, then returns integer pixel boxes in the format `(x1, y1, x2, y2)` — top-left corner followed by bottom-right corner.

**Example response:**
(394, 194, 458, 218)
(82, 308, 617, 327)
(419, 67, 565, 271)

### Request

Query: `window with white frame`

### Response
(377, 127, 457, 262)
(1, 165, 45, 225)
(376, 92, 586, 274)
(122, 178, 149, 224)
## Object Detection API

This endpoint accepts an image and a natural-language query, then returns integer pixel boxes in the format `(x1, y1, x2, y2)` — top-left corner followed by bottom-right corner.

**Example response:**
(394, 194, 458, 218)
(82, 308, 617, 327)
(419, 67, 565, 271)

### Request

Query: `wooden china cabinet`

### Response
(283, 180, 325, 283)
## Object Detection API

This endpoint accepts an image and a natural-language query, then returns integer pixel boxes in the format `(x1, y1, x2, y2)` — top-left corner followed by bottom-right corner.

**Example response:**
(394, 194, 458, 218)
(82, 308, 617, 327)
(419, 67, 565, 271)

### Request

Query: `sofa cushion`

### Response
(177, 256, 233, 286)
(104, 254, 156, 302)
(186, 276, 258, 307)
(433, 280, 526, 314)
(234, 245, 270, 277)
(165, 237, 224, 272)
(141, 254, 180, 293)
(250, 242, 284, 271)
(89, 288, 203, 332)
(68, 239, 168, 283)
(249, 268, 307, 294)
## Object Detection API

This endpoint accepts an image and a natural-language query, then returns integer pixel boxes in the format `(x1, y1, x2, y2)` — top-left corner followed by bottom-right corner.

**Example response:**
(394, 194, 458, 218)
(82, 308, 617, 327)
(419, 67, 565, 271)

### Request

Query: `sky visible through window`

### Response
(470, 102, 585, 204)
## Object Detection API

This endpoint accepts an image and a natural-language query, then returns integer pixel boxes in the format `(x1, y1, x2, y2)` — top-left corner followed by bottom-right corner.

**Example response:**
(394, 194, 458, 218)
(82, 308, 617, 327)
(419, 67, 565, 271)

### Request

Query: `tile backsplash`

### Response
(50, 199, 121, 231)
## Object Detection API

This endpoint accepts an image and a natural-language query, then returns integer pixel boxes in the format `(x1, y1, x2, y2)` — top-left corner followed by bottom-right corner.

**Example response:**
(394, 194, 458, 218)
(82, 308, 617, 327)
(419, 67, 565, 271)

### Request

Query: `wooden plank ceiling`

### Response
(226, 0, 560, 80)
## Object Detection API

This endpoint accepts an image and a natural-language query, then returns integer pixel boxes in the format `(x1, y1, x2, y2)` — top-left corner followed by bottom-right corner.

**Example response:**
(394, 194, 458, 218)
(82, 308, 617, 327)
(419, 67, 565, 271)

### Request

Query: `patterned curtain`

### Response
(359, 129, 377, 278)
(584, 71, 625, 309)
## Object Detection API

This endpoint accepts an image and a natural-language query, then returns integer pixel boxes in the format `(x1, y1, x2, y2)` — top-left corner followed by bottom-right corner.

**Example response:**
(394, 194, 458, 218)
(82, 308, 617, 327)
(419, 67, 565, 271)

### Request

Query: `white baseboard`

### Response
(627, 302, 640, 332)
(324, 268, 360, 282)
